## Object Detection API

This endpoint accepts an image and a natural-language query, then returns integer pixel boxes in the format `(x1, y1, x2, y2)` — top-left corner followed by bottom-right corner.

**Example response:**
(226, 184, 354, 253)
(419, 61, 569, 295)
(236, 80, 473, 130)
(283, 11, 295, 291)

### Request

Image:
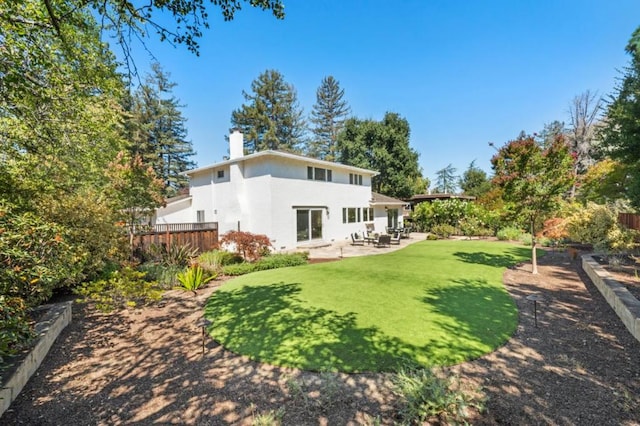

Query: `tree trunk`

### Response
(531, 219, 538, 274)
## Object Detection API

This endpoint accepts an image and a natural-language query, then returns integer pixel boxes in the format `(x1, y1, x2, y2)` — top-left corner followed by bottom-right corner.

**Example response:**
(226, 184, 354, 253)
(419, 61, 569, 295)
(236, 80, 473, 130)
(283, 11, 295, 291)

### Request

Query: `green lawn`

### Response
(204, 240, 533, 372)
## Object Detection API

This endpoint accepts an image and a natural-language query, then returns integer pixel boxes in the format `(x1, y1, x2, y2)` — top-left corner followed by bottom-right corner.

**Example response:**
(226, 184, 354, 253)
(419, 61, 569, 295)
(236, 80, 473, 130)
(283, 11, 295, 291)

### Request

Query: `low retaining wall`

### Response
(582, 255, 640, 344)
(0, 301, 72, 417)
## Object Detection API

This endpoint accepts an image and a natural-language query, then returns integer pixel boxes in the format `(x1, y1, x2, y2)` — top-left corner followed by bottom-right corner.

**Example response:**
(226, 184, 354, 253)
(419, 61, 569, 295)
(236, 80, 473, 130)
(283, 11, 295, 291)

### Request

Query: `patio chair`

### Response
(351, 232, 365, 246)
(376, 234, 391, 248)
(390, 232, 401, 245)
(401, 227, 411, 239)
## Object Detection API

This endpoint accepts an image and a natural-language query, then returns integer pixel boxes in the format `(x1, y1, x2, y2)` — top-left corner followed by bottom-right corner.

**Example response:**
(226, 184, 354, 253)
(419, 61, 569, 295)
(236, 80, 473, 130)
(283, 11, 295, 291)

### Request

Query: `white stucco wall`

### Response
(154, 198, 193, 224)
(156, 148, 388, 250)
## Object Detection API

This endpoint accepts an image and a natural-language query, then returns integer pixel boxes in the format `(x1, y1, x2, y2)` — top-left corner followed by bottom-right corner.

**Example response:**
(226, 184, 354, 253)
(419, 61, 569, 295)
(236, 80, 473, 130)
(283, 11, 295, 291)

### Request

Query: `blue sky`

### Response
(126, 0, 640, 185)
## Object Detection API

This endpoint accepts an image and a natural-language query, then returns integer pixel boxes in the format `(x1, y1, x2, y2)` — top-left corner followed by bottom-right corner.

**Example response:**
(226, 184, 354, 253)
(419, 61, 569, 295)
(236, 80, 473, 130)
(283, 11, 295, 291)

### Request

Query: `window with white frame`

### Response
(196, 210, 205, 223)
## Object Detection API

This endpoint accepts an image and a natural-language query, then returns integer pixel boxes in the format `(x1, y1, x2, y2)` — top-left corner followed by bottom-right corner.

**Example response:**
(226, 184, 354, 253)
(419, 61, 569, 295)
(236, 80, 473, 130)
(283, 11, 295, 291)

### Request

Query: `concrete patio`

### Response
(302, 232, 428, 259)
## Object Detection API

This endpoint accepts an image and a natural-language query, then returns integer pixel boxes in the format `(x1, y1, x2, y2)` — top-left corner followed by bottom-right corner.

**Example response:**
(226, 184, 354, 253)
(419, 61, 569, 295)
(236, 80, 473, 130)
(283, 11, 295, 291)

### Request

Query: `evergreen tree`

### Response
(337, 112, 424, 199)
(231, 69, 306, 153)
(459, 161, 491, 198)
(128, 64, 195, 196)
(308, 76, 351, 160)
(434, 164, 458, 194)
(599, 26, 640, 208)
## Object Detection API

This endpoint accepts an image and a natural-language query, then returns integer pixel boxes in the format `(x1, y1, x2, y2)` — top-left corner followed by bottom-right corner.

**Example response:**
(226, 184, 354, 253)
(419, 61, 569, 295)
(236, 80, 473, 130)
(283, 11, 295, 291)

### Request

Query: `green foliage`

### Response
(411, 199, 498, 236)
(197, 249, 242, 274)
(0, 296, 36, 364)
(337, 112, 424, 199)
(0, 202, 83, 306)
(460, 160, 492, 198)
(308, 76, 351, 161)
(231, 69, 306, 153)
(492, 135, 575, 272)
(222, 263, 259, 276)
(106, 151, 165, 250)
(434, 164, 458, 194)
(599, 26, 640, 208)
(221, 231, 273, 262)
(137, 263, 184, 289)
(431, 224, 456, 238)
(251, 406, 285, 426)
(127, 63, 195, 197)
(221, 253, 308, 276)
(496, 226, 525, 241)
(176, 266, 216, 294)
(566, 203, 637, 253)
(392, 366, 484, 425)
(75, 267, 163, 312)
(579, 159, 631, 205)
(148, 243, 198, 267)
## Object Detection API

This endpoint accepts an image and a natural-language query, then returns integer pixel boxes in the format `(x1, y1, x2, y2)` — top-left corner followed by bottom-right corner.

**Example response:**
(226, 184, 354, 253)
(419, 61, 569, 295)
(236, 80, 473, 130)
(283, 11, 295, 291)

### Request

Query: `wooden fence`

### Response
(619, 213, 640, 231)
(135, 222, 219, 253)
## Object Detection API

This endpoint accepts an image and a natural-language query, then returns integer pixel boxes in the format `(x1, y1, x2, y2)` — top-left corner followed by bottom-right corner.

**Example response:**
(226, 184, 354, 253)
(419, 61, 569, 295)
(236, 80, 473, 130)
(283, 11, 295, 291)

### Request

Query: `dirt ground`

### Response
(2, 249, 640, 425)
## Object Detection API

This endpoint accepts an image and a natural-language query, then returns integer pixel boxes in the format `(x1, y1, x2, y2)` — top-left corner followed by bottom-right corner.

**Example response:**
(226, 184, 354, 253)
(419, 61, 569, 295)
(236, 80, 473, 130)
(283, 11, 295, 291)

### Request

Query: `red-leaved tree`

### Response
(491, 135, 575, 274)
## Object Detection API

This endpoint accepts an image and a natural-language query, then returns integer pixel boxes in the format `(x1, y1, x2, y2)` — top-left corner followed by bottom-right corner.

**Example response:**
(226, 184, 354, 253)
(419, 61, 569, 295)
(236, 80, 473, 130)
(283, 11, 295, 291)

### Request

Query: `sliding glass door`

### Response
(296, 209, 323, 242)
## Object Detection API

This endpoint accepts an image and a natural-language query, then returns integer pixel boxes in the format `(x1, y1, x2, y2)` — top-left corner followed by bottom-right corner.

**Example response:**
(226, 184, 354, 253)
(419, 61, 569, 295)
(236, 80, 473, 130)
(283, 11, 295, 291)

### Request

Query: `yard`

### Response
(205, 240, 532, 372)
(2, 241, 639, 424)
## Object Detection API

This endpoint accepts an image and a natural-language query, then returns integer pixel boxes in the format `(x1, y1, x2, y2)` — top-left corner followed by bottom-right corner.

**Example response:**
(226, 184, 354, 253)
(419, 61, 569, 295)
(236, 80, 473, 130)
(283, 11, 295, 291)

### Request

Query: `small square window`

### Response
(217, 170, 224, 179)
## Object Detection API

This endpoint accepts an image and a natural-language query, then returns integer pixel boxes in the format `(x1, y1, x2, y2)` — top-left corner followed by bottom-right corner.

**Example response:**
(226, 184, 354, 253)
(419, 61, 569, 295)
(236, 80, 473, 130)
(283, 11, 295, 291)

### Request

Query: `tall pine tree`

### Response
(308, 76, 351, 161)
(128, 63, 195, 197)
(231, 69, 306, 153)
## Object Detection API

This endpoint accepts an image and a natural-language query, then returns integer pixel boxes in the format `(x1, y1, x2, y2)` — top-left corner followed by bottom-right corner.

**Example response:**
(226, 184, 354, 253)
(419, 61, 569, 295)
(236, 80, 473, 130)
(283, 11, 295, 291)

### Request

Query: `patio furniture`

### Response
(364, 231, 378, 245)
(401, 227, 411, 239)
(351, 232, 365, 245)
(376, 234, 391, 247)
(390, 232, 401, 245)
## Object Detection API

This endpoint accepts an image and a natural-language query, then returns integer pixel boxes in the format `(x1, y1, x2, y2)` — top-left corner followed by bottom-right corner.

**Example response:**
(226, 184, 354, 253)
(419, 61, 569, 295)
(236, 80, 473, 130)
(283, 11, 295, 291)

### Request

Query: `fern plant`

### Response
(176, 266, 215, 294)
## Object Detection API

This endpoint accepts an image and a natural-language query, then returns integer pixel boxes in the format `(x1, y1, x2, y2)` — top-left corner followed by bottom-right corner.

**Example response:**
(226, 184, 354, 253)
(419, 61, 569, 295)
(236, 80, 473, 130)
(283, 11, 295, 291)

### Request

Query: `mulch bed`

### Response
(2, 249, 640, 425)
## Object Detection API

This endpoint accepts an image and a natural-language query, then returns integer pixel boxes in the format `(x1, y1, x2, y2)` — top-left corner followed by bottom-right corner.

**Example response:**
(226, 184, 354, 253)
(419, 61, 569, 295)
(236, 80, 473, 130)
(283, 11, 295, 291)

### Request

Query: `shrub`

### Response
(431, 224, 456, 238)
(566, 203, 637, 253)
(222, 262, 258, 276)
(221, 231, 273, 261)
(496, 226, 524, 241)
(147, 242, 198, 267)
(221, 253, 308, 276)
(137, 263, 183, 289)
(176, 266, 216, 294)
(392, 366, 484, 425)
(0, 296, 35, 364)
(253, 253, 308, 270)
(0, 202, 83, 306)
(197, 249, 241, 274)
(74, 267, 163, 312)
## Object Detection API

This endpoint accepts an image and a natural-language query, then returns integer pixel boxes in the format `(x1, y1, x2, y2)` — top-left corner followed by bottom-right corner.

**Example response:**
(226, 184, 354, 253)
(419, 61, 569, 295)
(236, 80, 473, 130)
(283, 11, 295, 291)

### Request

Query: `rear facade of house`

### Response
(154, 130, 405, 250)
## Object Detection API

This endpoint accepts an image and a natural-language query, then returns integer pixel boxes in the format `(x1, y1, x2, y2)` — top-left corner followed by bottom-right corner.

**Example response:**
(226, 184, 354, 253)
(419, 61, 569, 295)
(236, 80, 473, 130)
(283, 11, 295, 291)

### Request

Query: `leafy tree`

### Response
(578, 159, 631, 205)
(599, 27, 640, 208)
(491, 135, 574, 274)
(337, 112, 424, 199)
(128, 63, 196, 196)
(105, 152, 165, 253)
(231, 69, 307, 153)
(308, 76, 351, 160)
(434, 164, 458, 194)
(459, 161, 491, 198)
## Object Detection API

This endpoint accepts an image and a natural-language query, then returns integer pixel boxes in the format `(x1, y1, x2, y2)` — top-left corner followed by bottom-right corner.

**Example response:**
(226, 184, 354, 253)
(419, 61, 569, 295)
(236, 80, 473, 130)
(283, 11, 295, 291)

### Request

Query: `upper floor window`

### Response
(307, 166, 332, 182)
(217, 170, 224, 179)
(349, 173, 363, 185)
(196, 210, 205, 223)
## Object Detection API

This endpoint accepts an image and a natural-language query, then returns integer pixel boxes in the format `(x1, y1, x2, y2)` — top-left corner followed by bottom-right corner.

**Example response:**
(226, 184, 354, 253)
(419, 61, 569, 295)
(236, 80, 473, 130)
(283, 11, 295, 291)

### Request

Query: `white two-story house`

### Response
(154, 130, 405, 250)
